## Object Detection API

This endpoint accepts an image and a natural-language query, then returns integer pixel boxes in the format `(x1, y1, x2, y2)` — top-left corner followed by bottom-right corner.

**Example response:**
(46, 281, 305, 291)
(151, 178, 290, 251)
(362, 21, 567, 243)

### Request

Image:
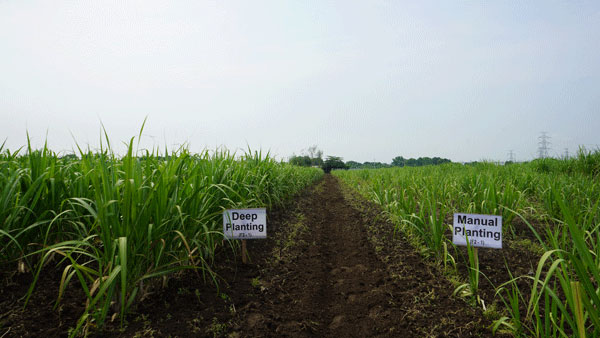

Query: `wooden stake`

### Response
(242, 239, 247, 264)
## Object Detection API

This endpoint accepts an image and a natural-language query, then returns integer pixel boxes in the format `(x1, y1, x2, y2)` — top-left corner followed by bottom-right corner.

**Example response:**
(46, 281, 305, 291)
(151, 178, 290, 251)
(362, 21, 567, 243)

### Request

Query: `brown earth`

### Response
(0, 175, 503, 337)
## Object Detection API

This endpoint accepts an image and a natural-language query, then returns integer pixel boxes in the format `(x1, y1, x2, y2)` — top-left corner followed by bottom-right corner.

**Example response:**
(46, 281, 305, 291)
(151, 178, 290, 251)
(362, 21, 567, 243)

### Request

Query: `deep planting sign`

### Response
(223, 208, 267, 239)
(453, 213, 502, 249)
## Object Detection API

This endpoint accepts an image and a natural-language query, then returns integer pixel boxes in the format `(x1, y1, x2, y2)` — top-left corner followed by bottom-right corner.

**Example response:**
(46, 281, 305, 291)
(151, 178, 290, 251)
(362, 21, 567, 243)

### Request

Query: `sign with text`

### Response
(223, 208, 267, 240)
(453, 213, 502, 249)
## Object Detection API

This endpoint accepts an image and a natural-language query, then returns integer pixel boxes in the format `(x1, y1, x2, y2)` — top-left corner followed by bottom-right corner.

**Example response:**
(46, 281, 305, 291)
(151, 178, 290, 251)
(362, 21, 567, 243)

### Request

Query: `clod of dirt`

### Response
(347, 293, 359, 303)
(328, 315, 345, 329)
(351, 264, 368, 273)
(275, 321, 303, 334)
(246, 313, 264, 328)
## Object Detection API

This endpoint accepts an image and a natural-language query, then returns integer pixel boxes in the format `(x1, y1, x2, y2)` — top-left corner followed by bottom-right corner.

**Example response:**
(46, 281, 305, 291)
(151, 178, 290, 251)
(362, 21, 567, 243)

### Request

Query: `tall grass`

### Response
(0, 133, 322, 336)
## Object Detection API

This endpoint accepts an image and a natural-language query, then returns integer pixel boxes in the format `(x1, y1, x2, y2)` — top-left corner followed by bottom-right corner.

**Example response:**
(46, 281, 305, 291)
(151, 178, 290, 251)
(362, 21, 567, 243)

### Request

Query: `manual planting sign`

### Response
(223, 208, 267, 240)
(453, 213, 502, 249)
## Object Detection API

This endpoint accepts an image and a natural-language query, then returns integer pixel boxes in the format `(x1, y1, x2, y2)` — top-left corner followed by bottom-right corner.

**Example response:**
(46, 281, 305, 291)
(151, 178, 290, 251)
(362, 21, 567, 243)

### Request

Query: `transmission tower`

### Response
(508, 150, 515, 162)
(537, 132, 551, 158)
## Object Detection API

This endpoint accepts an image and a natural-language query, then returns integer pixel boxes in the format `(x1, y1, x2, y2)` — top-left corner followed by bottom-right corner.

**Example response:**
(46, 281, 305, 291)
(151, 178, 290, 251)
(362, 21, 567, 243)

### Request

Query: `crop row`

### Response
(0, 138, 322, 336)
(334, 151, 600, 338)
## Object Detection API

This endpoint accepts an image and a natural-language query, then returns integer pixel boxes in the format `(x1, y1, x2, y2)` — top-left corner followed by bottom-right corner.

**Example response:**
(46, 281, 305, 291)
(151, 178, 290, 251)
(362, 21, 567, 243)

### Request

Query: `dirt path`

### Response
(234, 175, 495, 337)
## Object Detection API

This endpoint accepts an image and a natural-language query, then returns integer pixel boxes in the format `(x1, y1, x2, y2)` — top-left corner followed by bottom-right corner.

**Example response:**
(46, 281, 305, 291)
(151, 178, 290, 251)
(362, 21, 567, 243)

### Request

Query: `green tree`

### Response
(322, 156, 347, 173)
(392, 155, 450, 167)
(346, 160, 361, 169)
(392, 156, 405, 167)
(289, 155, 312, 166)
(362, 161, 389, 169)
(289, 145, 324, 167)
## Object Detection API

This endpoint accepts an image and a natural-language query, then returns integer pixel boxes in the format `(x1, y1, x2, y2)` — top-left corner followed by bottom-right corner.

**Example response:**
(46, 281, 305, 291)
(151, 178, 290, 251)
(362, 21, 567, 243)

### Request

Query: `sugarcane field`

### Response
(1, 2, 599, 337)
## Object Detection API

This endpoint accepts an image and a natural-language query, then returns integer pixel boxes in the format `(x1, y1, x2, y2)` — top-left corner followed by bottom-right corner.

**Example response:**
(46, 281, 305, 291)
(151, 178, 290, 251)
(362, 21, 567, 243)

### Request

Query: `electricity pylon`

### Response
(538, 132, 550, 158)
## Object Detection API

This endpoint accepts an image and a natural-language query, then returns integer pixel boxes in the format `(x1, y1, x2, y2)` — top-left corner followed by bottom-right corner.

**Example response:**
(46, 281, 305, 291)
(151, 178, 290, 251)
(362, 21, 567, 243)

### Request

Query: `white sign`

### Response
(453, 213, 502, 249)
(223, 208, 267, 240)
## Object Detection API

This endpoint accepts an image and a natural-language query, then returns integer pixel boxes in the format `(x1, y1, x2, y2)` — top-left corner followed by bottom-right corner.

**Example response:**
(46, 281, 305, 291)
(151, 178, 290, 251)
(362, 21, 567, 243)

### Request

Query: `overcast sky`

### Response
(1, 1, 599, 163)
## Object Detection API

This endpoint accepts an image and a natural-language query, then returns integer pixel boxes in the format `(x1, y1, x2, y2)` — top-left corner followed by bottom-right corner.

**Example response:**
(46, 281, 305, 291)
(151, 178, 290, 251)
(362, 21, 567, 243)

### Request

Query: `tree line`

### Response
(346, 156, 451, 169)
(289, 146, 451, 172)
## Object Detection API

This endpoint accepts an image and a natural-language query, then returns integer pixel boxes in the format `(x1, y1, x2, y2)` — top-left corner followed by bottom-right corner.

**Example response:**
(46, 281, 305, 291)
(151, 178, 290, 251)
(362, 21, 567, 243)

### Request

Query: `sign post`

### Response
(223, 208, 267, 264)
(453, 213, 501, 302)
(242, 239, 247, 264)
